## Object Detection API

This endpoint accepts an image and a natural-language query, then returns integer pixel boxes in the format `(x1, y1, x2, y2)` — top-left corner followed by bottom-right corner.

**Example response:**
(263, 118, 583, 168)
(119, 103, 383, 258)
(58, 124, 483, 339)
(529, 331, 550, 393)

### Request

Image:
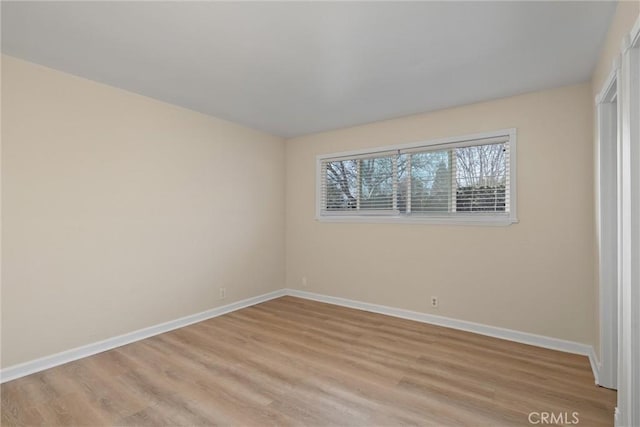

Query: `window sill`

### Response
(315, 215, 519, 226)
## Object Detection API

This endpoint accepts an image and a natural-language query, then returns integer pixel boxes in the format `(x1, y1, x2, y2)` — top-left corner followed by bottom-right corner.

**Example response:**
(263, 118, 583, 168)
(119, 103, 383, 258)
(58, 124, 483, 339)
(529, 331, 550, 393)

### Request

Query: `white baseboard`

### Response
(587, 347, 601, 386)
(1, 287, 600, 386)
(286, 289, 601, 383)
(0, 289, 287, 384)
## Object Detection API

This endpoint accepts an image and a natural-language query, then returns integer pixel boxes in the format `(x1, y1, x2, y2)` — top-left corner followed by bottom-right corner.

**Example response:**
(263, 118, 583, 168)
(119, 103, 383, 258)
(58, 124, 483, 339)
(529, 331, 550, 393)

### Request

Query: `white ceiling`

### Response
(2, 1, 615, 138)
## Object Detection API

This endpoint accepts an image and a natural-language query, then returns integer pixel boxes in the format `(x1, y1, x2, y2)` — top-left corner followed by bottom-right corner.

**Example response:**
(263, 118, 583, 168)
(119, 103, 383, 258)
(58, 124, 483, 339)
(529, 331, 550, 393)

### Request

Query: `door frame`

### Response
(616, 19, 640, 427)
(595, 59, 621, 391)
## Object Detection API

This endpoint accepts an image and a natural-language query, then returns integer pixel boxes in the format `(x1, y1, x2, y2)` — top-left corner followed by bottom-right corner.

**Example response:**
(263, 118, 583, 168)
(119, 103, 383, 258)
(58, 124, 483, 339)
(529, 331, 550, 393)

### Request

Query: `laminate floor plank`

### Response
(1, 296, 616, 426)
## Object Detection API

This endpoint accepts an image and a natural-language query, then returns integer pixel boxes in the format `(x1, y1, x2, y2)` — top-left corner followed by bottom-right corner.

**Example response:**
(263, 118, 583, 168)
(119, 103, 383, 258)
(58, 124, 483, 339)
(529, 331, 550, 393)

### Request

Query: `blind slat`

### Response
(320, 137, 511, 215)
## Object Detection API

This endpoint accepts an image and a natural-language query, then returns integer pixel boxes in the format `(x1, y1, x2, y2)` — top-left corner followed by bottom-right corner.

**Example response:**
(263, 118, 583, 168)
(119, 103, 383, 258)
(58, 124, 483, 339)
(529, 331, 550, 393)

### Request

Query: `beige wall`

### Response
(286, 83, 595, 345)
(591, 1, 639, 358)
(1, 56, 285, 367)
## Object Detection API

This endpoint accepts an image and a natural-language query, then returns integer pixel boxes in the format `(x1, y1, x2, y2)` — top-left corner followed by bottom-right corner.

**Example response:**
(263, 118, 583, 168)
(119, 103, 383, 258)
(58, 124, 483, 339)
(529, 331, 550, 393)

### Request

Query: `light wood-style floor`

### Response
(1, 296, 616, 426)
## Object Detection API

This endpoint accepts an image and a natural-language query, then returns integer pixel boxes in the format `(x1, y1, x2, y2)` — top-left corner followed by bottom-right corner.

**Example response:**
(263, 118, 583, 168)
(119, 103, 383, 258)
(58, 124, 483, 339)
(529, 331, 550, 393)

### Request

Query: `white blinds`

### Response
(320, 135, 511, 216)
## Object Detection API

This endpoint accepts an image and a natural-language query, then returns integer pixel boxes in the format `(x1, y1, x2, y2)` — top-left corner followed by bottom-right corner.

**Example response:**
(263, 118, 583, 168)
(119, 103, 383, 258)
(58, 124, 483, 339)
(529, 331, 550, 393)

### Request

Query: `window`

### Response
(317, 129, 517, 225)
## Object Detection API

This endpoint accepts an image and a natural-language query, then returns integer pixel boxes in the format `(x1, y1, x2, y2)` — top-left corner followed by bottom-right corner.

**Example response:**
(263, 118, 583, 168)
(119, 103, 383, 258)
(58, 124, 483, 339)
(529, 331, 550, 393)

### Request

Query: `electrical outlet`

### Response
(430, 296, 438, 308)
(219, 287, 226, 300)
(302, 276, 308, 287)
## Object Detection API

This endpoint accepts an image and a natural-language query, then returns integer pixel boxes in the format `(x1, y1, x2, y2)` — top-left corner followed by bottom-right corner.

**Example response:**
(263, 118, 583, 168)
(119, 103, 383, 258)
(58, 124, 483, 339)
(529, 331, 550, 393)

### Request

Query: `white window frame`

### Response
(315, 129, 518, 226)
